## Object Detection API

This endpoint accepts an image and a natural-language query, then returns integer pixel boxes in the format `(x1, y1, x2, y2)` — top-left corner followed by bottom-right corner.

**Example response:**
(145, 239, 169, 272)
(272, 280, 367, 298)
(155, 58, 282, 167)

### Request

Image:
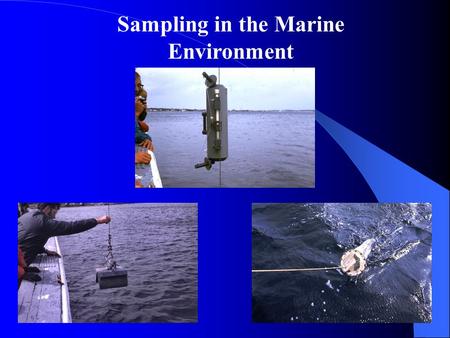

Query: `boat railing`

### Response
(55, 237, 72, 323)
(149, 150, 163, 188)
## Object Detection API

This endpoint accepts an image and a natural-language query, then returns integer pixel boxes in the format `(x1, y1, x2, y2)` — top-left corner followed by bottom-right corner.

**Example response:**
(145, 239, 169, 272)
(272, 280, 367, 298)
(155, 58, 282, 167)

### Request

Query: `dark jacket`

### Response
(135, 118, 152, 144)
(18, 210, 98, 265)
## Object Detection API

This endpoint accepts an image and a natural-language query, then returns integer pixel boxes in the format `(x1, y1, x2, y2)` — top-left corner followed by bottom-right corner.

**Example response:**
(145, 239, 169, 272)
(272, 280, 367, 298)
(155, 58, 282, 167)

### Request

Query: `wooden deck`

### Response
(18, 237, 72, 323)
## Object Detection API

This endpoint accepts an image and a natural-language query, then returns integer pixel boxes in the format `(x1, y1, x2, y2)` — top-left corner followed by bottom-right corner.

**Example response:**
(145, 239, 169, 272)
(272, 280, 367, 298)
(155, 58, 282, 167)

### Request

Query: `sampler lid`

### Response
(340, 249, 366, 276)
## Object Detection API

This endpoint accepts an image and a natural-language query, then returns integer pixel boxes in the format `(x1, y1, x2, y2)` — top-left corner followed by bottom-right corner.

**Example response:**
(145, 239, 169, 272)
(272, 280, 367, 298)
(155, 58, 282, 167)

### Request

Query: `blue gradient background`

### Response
(2, 1, 448, 337)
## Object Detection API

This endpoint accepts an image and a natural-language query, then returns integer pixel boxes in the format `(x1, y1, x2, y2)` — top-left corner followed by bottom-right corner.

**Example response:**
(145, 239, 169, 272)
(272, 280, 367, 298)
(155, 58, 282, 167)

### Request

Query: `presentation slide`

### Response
(4, 1, 448, 337)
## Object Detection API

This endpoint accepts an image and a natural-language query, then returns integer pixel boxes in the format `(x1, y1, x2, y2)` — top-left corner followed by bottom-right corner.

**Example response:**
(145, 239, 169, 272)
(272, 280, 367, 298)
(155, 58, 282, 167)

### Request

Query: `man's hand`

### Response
(139, 139, 154, 151)
(96, 215, 111, 224)
(135, 151, 151, 164)
(45, 249, 61, 258)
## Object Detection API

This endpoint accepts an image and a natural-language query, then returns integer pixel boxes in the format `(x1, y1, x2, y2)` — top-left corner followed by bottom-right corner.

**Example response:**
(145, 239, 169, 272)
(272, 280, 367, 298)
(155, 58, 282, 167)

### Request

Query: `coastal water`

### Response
(58, 204, 198, 323)
(147, 110, 315, 187)
(252, 203, 432, 323)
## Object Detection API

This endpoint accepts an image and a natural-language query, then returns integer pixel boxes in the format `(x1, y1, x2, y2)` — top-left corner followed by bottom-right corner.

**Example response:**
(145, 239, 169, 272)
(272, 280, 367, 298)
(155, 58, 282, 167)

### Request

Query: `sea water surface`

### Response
(147, 110, 315, 187)
(252, 203, 432, 323)
(58, 204, 198, 323)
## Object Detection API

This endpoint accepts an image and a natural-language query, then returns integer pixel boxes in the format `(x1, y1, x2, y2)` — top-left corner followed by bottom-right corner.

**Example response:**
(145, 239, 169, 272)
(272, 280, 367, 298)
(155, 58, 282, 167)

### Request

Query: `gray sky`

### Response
(136, 68, 315, 110)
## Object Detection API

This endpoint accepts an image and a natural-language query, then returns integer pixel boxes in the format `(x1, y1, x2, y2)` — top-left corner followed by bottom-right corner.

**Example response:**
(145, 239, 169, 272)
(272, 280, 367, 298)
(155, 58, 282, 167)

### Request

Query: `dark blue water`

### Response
(252, 203, 432, 323)
(58, 204, 198, 323)
(147, 110, 315, 187)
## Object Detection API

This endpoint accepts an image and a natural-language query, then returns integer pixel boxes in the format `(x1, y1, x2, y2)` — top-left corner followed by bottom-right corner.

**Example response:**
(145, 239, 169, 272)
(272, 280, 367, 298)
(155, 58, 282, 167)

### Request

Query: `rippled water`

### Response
(252, 203, 432, 323)
(58, 204, 198, 323)
(147, 110, 315, 187)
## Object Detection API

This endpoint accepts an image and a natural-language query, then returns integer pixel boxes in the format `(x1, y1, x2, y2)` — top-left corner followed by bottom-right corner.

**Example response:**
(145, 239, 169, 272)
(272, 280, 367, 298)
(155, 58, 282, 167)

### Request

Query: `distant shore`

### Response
(148, 108, 315, 113)
(23, 203, 110, 208)
(22, 203, 196, 209)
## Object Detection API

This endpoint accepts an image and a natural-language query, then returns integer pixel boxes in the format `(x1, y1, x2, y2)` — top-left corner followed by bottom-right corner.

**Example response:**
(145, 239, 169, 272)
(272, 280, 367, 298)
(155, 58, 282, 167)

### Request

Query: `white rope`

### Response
(252, 266, 342, 273)
(219, 161, 222, 187)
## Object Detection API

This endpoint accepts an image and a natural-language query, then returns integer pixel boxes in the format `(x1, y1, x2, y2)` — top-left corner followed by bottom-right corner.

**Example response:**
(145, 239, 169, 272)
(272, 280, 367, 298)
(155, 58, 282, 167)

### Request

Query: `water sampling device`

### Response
(96, 206, 128, 289)
(252, 239, 376, 277)
(195, 72, 228, 170)
(340, 238, 375, 276)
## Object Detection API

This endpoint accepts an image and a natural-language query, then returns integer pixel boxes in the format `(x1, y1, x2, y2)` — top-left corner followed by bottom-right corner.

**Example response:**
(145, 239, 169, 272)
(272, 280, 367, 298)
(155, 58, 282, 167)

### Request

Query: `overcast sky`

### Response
(136, 68, 315, 110)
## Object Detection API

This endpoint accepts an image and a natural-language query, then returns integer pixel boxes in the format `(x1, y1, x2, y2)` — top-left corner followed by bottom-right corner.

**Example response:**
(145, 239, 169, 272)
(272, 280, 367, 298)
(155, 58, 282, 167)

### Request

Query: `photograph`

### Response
(135, 68, 315, 188)
(18, 203, 198, 323)
(252, 203, 432, 323)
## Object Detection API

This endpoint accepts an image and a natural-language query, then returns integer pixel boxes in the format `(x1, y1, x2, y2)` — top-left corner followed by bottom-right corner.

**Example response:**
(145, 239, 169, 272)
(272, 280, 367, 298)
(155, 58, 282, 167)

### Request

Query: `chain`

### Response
(105, 204, 117, 270)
